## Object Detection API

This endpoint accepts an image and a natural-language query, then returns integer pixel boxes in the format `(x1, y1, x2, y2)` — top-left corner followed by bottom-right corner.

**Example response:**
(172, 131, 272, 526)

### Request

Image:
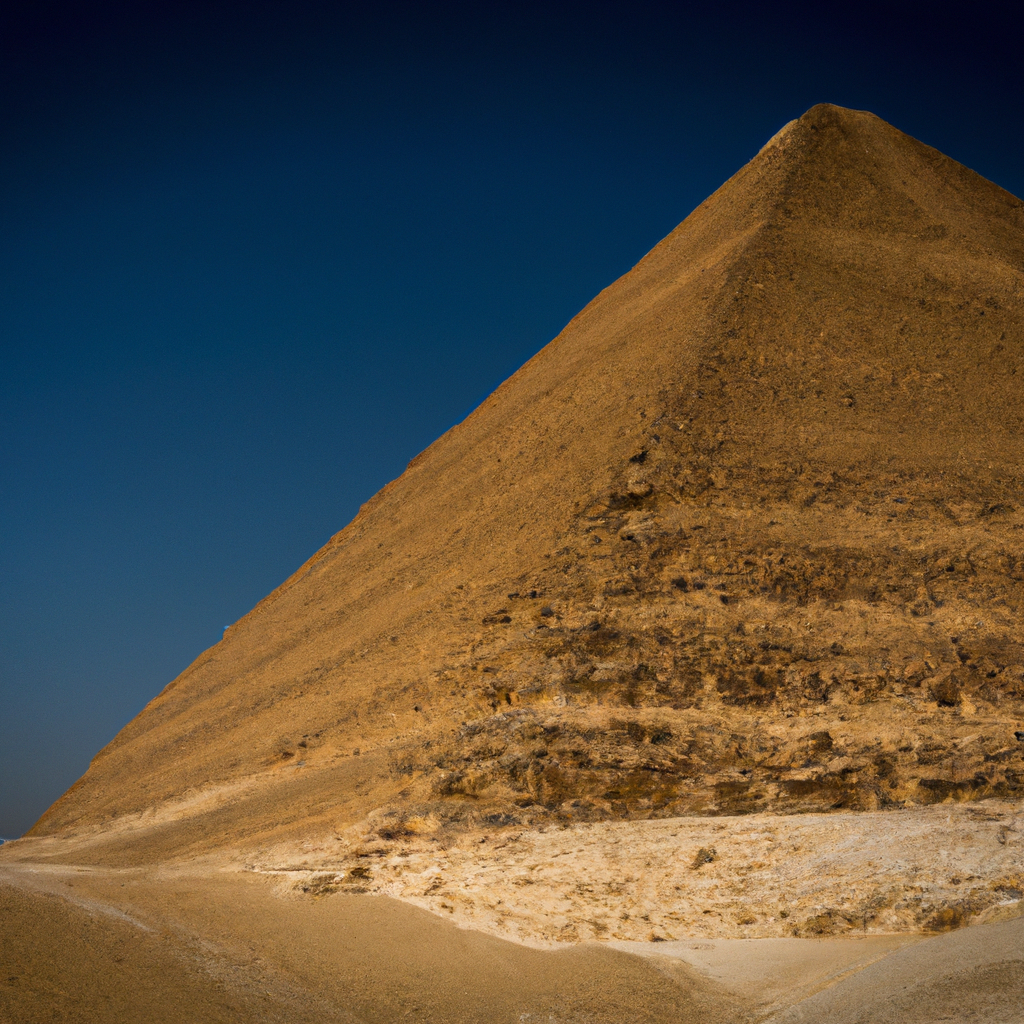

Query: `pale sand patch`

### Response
(608, 935, 921, 1016)
(762, 915, 1024, 1024)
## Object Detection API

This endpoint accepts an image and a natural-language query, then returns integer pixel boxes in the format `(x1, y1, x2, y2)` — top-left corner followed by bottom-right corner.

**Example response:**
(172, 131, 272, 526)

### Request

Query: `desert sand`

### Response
(2, 851, 1021, 1022)
(0, 857, 737, 1023)
(4, 103, 1024, 1020)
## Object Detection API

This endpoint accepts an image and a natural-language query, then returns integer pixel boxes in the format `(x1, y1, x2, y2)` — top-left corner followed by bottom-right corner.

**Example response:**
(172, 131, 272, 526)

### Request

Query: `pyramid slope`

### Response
(33, 105, 1024, 859)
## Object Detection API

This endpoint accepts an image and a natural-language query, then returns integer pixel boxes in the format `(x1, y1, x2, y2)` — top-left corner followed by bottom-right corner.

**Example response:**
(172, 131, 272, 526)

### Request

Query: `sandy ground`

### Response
(613, 921, 1024, 1023)
(610, 935, 922, 1016)
(2, 850, 1022, 1024)
(760, 916, 1024, 1023)
(0, 855, 735, 1024)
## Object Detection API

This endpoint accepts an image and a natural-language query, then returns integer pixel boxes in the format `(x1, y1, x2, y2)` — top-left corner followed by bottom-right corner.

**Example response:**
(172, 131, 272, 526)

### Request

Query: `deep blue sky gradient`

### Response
(3, 1, 1023, 837)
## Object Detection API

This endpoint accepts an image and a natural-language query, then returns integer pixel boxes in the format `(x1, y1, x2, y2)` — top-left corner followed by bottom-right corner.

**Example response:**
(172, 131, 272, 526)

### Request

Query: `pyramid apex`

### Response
(755, 104, 883, 160)
(799, 101, 876, 122)
(758, 103, 889, 150)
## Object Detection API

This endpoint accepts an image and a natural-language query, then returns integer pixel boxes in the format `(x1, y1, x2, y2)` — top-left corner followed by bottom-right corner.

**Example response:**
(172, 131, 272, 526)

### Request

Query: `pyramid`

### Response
(34, 104, 1024, 866)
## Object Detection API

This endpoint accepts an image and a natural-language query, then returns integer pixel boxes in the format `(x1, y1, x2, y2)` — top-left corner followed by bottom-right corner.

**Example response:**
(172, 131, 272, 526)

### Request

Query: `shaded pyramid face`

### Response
(37, 104, 1024, 858)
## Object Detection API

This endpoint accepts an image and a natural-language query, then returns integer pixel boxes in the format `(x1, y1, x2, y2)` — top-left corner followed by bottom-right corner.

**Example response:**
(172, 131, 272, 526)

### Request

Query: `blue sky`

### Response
(2, 0, 1022, 837)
